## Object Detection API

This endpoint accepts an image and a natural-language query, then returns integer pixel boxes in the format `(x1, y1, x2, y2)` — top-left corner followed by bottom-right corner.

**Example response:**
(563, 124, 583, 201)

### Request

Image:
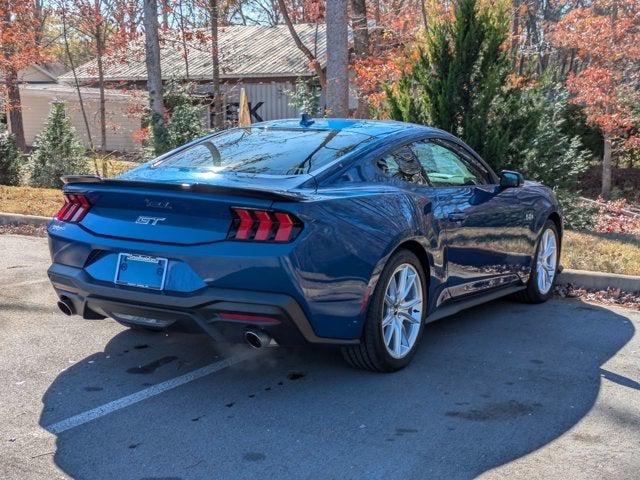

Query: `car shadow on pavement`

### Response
(39, 298, 635, 480)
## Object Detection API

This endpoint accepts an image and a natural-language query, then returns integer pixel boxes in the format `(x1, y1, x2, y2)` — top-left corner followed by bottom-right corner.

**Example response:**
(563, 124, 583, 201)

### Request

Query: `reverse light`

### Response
(55, 193, 92, 223)
(228, 208, 302, 242)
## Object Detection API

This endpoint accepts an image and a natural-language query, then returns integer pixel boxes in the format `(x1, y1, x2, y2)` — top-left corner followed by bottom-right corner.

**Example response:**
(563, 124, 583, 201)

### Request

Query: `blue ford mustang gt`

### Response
(47, 118, 562, 372)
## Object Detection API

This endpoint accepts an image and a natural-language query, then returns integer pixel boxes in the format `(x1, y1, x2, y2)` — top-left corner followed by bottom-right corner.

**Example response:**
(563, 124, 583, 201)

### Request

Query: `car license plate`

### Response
(115, 253, 168, 290)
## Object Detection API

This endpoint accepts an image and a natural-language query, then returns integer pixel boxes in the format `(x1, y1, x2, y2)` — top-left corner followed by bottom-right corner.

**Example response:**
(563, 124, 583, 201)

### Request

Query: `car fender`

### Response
(526, 187, 563, 277)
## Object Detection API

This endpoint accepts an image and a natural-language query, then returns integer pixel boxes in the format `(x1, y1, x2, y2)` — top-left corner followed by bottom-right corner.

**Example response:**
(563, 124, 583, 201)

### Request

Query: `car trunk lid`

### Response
(62, 176, 310, 245)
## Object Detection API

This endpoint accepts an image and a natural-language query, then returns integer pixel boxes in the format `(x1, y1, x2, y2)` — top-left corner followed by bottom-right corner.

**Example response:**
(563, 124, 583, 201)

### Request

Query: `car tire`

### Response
(516, 220, 560, 304)
(341, 249, 427, 372)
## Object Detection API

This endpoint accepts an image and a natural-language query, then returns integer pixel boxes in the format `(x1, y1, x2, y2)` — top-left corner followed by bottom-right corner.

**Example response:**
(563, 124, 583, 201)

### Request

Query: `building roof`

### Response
(28, 64, 58, 82)
(0, 64, 57, 83)
(59, 24, 328, 83)
(20, 83, 143, 101)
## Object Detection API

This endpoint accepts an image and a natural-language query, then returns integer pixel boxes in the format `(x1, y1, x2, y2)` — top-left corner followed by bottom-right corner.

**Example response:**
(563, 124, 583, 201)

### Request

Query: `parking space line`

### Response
(45, 349, 259, 434)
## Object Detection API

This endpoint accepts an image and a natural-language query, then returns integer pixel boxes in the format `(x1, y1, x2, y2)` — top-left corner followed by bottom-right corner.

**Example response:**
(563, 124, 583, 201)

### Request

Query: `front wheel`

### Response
(517, 220, 560, 303)
(342, 249, 427, 372)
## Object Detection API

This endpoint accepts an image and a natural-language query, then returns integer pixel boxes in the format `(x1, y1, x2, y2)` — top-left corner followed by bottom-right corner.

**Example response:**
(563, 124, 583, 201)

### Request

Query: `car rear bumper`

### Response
(48, 263, 359, 346)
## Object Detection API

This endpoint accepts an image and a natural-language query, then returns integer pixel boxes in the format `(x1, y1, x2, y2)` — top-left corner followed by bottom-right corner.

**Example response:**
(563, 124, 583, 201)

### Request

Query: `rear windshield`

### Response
(151, 127, 375, 175)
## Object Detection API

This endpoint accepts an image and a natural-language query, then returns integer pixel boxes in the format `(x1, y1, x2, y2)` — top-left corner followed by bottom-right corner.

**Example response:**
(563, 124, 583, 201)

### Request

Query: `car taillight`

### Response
(228, 207, 302, 242)
(55, 193, 92, 223)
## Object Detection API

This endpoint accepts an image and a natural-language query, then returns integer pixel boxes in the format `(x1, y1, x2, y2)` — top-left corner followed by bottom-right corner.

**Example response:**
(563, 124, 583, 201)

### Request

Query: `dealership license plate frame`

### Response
(114, 253, 168, 291)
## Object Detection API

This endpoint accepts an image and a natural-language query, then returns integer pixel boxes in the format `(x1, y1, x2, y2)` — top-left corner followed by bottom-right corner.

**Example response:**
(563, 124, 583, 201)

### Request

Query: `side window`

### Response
(437, 139, 493, 184)
(377, 154, 401, 177)
(410, 141, 489, 186)
(376, 146, 428, 186)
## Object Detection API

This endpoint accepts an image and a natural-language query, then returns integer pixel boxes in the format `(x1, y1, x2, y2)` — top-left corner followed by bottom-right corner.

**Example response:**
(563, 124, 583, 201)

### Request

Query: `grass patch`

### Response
(562, 229, 640, 276)
(0, 185, 61, 217)
(0, 157, 138, 218)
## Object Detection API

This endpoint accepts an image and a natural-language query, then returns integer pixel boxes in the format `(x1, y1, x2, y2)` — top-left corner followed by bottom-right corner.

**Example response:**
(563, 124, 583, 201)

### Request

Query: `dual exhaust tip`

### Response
(57, 298, 75, 316)
(244, 330, 277, 349)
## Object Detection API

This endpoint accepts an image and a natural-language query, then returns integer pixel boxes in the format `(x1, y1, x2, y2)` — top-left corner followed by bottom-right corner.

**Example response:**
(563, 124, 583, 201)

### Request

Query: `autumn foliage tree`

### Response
(0, 0, 46, 151)
(551, 0, 640, 198)
(61, 0, 139, 156)
(350, 0, 425, 113)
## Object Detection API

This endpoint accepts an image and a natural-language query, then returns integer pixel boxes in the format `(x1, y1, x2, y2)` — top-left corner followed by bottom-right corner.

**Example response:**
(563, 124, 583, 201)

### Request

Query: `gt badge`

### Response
(135, 216, 166, 225)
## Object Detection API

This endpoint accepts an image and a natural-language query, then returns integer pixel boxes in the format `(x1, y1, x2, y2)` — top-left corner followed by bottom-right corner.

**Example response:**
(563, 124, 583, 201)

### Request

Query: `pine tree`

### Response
(29, 101, 88, 188)
(496, 85, 592, 191)
(384, 0, 594, 220)
(166, 103, 205, 151)
(0, 131, 24, 186)
(148, 81, 205, 156)
(385, 0, 511, 159)
(285, 78, 322, 116)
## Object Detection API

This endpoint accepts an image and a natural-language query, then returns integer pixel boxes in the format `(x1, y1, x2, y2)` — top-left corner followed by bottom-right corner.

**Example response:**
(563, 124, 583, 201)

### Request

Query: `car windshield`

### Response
(152, 127, 375, 175)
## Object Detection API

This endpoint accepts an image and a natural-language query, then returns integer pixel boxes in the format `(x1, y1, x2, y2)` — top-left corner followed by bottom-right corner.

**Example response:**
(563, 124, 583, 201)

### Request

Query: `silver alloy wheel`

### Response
(536, 228, 558, 295)
(381, 263, 423, 359)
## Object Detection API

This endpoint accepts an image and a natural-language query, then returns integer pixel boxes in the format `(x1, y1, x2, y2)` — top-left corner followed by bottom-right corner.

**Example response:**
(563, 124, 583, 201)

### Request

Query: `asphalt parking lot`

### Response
(1, 234, 639, 480)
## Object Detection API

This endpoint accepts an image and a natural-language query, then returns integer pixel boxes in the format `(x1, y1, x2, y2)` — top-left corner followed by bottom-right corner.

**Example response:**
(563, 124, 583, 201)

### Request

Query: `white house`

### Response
(18, 83, 145, 153)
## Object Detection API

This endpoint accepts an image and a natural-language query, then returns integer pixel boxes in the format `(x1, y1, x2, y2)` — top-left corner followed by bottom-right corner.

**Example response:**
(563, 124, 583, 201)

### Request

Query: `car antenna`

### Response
(300, 113, 315, 128)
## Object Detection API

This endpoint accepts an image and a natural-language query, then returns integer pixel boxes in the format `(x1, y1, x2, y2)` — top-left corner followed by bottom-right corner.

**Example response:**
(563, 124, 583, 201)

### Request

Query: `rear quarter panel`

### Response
(277, 185, 447, 339)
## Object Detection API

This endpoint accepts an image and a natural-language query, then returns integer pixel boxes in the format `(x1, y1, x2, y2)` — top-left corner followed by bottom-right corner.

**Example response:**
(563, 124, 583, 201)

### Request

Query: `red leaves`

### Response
(594, 197, 640, 235)
(0, 0, 47, 74)
(281, 0, 325, 23)
(349, 4, 422, 110)
(550, 0, 640, 143)
(304, 0, 325, 23)
(132, 126, 150, 143)
(352, 53, 405, 110)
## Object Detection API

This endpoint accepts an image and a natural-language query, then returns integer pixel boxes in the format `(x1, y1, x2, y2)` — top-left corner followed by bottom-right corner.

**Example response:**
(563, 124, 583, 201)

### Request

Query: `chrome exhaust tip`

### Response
(244, 330, 277, 349)
(57, 298, 74, 316)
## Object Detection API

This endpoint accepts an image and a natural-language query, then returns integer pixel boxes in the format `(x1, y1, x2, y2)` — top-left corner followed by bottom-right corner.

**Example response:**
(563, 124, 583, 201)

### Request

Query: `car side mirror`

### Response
(500, 170, 524, 188)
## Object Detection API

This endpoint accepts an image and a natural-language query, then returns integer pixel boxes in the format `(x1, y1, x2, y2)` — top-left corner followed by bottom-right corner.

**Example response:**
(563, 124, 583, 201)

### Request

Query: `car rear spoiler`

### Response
(60, 175, 309, 202)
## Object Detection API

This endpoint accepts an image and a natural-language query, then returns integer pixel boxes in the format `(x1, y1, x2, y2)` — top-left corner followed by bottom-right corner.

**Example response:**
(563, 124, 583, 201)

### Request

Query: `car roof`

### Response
(253, 118, 440, 138)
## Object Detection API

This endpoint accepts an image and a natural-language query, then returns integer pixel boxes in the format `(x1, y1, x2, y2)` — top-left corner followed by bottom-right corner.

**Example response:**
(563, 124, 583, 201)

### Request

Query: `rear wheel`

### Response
(516, 220, 559, 303)
(342, 249, 427, 372)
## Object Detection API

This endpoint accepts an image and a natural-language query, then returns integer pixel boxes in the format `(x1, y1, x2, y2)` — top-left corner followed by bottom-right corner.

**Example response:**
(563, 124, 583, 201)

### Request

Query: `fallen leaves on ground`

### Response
(0, 224, 47, 237)
(555, 284, 640, 311)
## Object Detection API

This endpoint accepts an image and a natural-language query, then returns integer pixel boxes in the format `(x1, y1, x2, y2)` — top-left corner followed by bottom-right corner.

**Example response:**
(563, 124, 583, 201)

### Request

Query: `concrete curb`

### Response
(0, 212, 51, 227)
(559, 269, 640, 293)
